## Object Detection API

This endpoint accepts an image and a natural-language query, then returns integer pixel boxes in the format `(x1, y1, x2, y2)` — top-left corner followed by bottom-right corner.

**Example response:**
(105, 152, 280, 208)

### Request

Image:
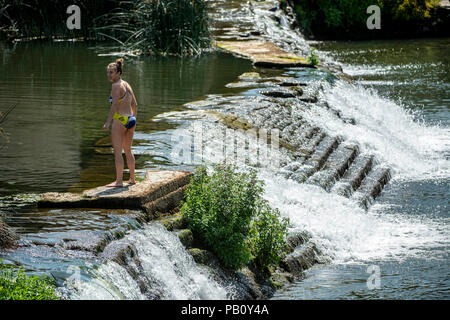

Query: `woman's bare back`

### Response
(112, 80, 138, 116)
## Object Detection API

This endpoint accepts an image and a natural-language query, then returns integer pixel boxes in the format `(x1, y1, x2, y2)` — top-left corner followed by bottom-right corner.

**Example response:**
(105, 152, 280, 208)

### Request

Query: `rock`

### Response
(280, 242, 321, 275)
(37, 170, 193, 215)
(299, 96, 318, 103)
(260, 89, 296, 98)
(290, 86, 304, 95)
(156, 213, 187, 231)
(188, 248, 216, 266)
(225, 81, 260, 88)
(175, 229, 194, 248)
(278, 80, 308, 87)
(269, 271, 295, 289)
(100, 240, 163, 299)
(215, 40, 312, 68)
(238, 72, 261, 80)
(60, 230, 109, 253)
(0, 219, 17, 249)
(285, 232, 310, 253)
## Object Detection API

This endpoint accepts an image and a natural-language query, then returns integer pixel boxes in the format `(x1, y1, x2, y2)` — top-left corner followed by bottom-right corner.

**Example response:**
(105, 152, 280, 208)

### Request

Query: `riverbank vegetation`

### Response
(283, 0, 443, 39)
(0, 0, 211, 56)
(180, 163, 290, 272)
(95, 0, 211, 55)
(0, 264, 60, 300)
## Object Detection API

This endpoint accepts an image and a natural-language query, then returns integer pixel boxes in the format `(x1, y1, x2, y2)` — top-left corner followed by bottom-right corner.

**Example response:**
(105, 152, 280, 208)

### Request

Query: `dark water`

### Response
(0, 41, 252, 195)
(272, 37, 449, 300)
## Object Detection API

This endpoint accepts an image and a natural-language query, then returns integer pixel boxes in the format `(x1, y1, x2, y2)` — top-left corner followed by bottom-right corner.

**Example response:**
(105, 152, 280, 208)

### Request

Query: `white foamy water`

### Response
(173, 82, 449, 266)
(300, 80, 450, 180)
(65, 261, 147, 300)
(64, 223, 228, 300)
(257, 169, 449, 264)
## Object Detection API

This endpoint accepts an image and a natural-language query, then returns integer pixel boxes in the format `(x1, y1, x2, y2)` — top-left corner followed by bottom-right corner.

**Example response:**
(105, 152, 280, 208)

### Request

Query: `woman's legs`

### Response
(123, 126, 136, 183)
(106, 119, 126, 187)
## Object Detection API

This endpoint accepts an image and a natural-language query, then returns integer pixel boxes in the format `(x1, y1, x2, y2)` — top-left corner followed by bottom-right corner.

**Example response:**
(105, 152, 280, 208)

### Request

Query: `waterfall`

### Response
(61, 223, 229, 300)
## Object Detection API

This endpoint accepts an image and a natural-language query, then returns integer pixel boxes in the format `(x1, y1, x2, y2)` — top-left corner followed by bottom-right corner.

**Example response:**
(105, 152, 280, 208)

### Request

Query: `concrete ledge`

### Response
(215, 40, 313, 68)
(37, 170, 193, 212)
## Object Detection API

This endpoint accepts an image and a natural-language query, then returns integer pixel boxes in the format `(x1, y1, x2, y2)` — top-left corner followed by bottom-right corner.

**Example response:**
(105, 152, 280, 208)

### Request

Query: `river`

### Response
(0, 9, 449, 299)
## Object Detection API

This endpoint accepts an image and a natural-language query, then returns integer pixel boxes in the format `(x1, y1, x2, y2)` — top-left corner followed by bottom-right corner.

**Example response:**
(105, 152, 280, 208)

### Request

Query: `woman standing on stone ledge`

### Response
(103, 58, 139, 188)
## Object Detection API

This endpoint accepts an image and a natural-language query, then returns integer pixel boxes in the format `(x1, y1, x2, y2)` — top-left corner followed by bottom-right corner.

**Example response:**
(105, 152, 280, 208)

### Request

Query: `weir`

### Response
(1, 0, 404, 300)
(37, 170, 192, 218)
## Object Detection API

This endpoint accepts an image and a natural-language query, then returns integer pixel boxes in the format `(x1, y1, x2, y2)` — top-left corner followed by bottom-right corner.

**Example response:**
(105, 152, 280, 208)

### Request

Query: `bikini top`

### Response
(109, 81, 130, 104)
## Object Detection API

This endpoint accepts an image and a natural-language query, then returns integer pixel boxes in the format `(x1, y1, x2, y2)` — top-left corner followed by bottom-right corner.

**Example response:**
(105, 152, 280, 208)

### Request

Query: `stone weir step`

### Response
(215, 40, 312, 68)
(37, 170, 193, 218)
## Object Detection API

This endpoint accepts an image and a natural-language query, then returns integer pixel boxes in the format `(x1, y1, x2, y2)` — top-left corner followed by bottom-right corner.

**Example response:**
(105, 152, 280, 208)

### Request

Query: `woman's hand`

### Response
(103, 123, 109, 131)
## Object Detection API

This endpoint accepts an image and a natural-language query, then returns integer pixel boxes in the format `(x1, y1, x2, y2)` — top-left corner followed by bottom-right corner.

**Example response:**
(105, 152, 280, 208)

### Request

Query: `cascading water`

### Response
(61, 223, 229, 300)
(66, 0, 449, 296)
(1, 0, 448, 300)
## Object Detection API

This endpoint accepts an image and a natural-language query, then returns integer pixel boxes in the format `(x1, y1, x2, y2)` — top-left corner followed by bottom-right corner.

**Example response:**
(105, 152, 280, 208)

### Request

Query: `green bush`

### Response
(180, 163, 289, 270)
(0, 264, 60, 300)
(378, 0, 439, 21)
(248, 200, 289, 270)
(307, 47, 319, 66)
(291, 0, 440, 39)
(0, 0, 212, 56)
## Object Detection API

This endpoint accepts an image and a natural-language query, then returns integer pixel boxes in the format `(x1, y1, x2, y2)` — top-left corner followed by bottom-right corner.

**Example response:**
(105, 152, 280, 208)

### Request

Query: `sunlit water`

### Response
(271, 38, 449, 299)
(0, 35, 448, 300)
(0, 40, 252, 194)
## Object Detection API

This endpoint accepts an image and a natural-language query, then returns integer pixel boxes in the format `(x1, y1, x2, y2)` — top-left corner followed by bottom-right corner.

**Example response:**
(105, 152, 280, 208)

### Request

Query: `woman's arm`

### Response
(103, 84, 120, 130)
(130, 87, 138, 116)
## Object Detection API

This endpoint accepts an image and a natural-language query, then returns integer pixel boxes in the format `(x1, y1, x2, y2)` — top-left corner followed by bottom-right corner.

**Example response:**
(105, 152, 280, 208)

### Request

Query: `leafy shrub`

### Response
(180, 163, 289, 270)
(378, 0, 439, 21)
(292, 0, 374, 38)
(291, 0, 440, 39)
(0, 264, 60, 300)
(0, 0, 212, 56)
(248, 200, 289, 270)
(307, 47, 319, 66)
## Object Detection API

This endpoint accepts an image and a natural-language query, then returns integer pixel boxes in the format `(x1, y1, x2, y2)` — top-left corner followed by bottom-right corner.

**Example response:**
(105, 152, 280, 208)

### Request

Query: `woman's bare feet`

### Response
(126, 179, 136, 185)
(105, 181, 124, 188)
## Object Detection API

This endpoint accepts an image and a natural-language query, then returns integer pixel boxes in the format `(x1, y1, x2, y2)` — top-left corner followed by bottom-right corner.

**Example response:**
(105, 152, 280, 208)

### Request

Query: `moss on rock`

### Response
(175, 229, 194, 248)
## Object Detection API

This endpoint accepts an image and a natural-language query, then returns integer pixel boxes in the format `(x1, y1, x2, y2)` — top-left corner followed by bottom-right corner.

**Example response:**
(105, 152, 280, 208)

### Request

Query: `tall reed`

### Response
(94, 0, 212, 56)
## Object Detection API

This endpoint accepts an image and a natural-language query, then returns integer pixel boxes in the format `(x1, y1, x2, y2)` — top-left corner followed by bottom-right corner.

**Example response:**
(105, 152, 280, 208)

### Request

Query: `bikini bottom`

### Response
(113, 112, 136, 129)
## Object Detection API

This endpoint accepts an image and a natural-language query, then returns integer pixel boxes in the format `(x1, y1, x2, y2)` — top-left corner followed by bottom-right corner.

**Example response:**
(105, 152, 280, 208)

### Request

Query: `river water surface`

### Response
(271, 37, 449, 299)
(0, 34, 448, 299)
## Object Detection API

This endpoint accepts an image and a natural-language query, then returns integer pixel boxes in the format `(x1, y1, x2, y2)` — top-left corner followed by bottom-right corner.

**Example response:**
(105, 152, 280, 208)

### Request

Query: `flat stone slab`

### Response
(37, 170, 193, 210)
(215, 40, 312, 68)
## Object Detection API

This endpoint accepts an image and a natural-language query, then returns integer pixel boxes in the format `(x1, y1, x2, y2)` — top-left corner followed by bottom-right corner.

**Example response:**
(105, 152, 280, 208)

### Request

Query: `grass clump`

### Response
(180, 163, 289, 271)
(307, 47, 319, 66)
(94, 0, 212, 56)
(0, 264, 60, 300)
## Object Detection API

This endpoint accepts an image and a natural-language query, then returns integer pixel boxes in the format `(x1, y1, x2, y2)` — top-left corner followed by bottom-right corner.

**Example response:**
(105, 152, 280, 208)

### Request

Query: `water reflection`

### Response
(0, 41, 252, 194)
